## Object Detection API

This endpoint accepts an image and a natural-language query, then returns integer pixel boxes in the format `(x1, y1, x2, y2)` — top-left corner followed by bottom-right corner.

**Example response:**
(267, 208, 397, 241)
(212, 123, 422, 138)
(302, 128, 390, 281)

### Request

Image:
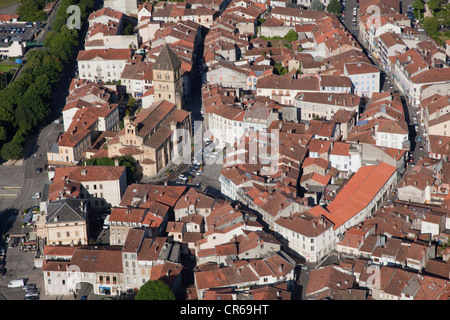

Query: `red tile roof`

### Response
(77, 48, 132, 61)
(325, 162, 397, 230)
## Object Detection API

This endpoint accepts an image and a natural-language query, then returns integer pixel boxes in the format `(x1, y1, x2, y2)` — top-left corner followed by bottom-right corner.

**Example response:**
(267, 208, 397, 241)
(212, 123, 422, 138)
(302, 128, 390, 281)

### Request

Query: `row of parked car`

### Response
(178, 163, 203, 182)
(0, 27, 26, 35)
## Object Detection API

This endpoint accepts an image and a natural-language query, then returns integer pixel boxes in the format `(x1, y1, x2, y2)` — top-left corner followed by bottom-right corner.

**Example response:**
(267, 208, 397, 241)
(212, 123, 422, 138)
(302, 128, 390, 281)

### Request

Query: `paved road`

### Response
(35, 0, 61, 43)
(341, 0, 359, 37)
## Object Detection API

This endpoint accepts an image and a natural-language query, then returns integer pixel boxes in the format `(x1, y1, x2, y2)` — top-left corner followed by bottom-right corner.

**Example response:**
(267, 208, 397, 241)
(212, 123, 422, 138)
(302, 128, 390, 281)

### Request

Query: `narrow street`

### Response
(339, 0, 427, 168)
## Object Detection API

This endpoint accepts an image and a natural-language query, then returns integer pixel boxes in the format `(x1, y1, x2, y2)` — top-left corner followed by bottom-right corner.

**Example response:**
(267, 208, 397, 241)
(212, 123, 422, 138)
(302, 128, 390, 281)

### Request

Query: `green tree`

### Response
(0, 140, 23, 160)
(310, 0, 324, 11)
(285, 30, 299, 42)
(413, 0, 425, 11)
(51, 0, 77, 33)
(44, 25, 79, 63)
(78, 0, 95, 19)
(413, 0, 425, 20)
(427, 0, 444, 13)
(0, 126, 7, 142)
(118, 155, 137, 184)
(124, 24, 134, 35)
(423, 16, 440, 35)
(17, 0, 47, 22)
(326, 0, 342, 15)
(135, 280, 175, 300)
(273, 62, 288, 75)
(86, 157, 114, 166)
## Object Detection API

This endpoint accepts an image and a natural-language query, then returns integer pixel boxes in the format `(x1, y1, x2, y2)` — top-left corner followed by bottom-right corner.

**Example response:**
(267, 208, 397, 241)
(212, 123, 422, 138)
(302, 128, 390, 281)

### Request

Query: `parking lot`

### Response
(172, 139, 224, 194)
(0, 245, 45, 300)
(0, 23, 36, 46)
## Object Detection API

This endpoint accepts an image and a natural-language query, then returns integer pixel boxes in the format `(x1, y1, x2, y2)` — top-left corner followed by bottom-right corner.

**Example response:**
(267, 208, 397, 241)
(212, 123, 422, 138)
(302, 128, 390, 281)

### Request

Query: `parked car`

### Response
(178, 174, 187, 181)
(25, 291, 39, 298)
(23, 284, 36, 291)
(196, 169, 204, 176)
(24, 296, 39, 300)
(298, 264, 308, 270)
(35, 168, 42, 174)
(34, 192, 41, 199)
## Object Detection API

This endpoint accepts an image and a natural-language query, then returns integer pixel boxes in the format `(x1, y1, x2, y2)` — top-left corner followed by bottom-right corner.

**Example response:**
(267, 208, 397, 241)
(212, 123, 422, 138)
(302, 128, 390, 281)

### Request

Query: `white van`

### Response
(103, 215, 110, 229)
(8, 279, 25, 288)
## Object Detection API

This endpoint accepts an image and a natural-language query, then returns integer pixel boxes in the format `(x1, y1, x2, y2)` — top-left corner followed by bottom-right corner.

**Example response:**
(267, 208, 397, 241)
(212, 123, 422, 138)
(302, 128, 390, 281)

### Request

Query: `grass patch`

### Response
(0, 0, 20, 10)
(0, 64, 20, 72)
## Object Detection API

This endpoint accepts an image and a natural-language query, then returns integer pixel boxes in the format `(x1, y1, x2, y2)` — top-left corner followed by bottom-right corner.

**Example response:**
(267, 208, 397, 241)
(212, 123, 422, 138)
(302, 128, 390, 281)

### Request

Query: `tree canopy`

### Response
(326, 0, 342, 15)
(285, 30, 299, 42)
(310, 0, 324, 11)
(135, 280, 175, 300)
(423, 16, 440, 36)
(17, 0, 47, 22)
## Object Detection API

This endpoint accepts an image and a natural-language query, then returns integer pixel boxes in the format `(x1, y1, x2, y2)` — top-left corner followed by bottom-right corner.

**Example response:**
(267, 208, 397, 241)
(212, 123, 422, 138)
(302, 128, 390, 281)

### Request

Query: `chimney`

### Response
(279, 264, 284, 272)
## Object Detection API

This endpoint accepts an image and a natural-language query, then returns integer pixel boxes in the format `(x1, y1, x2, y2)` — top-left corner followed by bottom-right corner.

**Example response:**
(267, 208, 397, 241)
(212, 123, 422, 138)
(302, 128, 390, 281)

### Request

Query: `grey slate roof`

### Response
(46, 198, 87, 223)
(153, 44, 182, 71)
